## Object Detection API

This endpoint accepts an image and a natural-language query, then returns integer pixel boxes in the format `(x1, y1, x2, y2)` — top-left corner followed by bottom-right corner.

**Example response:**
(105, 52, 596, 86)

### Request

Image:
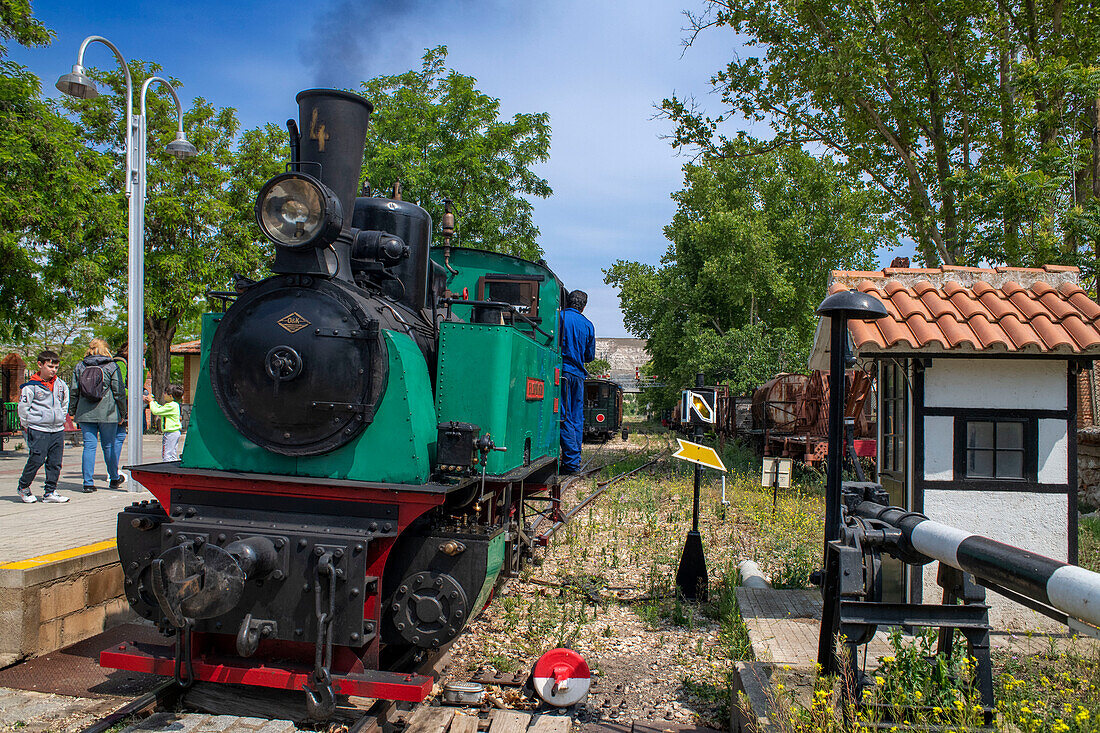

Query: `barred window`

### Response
(964, 420, 1025, 479)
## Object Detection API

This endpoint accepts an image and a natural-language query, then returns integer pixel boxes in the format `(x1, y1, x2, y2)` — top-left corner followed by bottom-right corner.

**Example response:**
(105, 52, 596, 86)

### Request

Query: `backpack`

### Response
(78, 363, 108, 400)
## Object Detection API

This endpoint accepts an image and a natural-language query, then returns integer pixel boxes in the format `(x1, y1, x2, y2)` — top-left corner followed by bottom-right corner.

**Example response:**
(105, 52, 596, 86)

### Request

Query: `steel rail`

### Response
(526, 448, 653, 536)
(79, 679, 181, 733)
(536, 450, 669, 544)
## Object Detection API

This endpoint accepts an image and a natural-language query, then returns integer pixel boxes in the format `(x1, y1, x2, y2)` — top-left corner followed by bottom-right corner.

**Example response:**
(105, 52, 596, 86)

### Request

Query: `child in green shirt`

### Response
(145, 385, 184, 461)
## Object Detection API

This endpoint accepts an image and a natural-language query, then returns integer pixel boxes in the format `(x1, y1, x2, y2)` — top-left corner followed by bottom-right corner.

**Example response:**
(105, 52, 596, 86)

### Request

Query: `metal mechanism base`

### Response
(818, 482, 995, 727)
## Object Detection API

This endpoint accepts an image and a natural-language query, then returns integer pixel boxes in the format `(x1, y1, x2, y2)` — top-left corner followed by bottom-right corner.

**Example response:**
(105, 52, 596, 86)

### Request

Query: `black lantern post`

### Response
(813, 289, 887, 671)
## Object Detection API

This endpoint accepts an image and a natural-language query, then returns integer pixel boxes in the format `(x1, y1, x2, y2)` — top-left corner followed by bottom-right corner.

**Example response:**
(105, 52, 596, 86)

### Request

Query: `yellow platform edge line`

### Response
(0, 538, 118, 570)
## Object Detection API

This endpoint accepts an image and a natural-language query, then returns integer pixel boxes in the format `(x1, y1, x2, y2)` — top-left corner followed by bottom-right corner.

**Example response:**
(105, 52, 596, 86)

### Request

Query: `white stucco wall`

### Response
(923, 415, 954, 481)
(923, 359, 1066, 410)
(1038, 418, 1069, 484)
(919, 490, 1068, 630)
(916, 358, 1071, 631)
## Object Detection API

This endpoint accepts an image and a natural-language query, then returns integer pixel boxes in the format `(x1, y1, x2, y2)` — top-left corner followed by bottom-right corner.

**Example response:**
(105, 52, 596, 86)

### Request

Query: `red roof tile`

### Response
(170, 339, 201, 354)
(827, 265, 1100, 355)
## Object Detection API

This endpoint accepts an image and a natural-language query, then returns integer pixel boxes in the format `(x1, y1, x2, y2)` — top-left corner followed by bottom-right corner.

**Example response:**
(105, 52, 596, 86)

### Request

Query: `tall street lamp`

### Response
(57, 36, 197, 487)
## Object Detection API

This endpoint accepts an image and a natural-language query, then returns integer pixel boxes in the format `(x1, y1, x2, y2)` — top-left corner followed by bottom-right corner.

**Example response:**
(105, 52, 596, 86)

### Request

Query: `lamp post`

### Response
(57, 37, 197, 487)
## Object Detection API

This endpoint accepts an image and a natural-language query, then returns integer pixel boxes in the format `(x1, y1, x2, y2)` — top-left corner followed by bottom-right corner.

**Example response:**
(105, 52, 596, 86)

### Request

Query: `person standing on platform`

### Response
(70, 338, 127, 492)
(16, 350, 70, 503)
(558, 290, 595, 474)
(145, 386, 183, 461)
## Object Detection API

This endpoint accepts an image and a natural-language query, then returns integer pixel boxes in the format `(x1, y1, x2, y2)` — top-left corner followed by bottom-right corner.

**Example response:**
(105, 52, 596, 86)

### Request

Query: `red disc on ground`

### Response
(532, 648, 590, 707)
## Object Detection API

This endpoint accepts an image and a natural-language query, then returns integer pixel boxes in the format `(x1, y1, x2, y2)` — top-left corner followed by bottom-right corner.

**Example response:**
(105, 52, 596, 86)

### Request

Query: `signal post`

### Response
(675, 373, 725, 601)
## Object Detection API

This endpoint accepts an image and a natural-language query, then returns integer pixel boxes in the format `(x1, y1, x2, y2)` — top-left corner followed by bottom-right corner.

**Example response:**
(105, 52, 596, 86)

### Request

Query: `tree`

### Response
(62, 61, 286, 398)
(606, 146, 893, 409)
(666, 0, 1100, 275)
(360, 46, 552, 259)
(0, 2, 117, 341)
(586, 358, 612, 375)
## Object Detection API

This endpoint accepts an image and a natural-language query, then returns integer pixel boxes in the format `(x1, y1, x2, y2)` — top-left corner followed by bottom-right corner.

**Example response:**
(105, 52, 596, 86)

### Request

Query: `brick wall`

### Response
(1079, 370, 1096, 428)
(0, 549, 135, 667)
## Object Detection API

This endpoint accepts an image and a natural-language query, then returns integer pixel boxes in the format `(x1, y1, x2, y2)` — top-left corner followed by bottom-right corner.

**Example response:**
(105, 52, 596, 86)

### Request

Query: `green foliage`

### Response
(1080, 515, 1100, 573)
(586, 357, 611, 375)
(871, 629, 980, 715)
(666, 0, 1100, 271)
(606, 146, 890, 409)
(0, 4, 117, 341)
(360, 47, 552, 259)
(997, 637, 1100, 732)
(736, 477, 822, 589)
(0, 0, 50, 52)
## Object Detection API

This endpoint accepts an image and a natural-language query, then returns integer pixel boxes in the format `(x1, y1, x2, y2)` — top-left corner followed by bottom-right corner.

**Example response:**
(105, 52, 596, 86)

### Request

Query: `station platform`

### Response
(0, 435, 178, 666)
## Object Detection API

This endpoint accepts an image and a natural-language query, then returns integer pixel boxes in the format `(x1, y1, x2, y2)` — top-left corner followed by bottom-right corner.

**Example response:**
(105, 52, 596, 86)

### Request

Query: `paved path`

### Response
(736, 587, 893, 669)
(0, 435, 178, 565)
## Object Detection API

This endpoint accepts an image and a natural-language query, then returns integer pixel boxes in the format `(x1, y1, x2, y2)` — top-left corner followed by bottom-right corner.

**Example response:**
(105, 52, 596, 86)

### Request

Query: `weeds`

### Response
(1081, 515, 1100, 572)
(452, 430, 1100, 731)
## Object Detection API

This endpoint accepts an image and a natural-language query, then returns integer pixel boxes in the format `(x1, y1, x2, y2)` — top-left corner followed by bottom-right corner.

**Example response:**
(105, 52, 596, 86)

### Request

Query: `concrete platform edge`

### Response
(0, 543, 133, 665)
(731, 661, 777, 733)
(0, 546, 119, 588)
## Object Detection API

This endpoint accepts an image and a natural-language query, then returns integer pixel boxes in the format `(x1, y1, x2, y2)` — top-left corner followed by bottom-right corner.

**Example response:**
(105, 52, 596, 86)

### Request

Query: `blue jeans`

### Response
(559, 372, 584, 472)
(114, 425, 126, 469)
(79, 422, 120, 486)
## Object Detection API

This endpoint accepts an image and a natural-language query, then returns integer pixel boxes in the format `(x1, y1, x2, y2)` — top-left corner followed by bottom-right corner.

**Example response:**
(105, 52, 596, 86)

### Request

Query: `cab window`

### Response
(477, 275, 542, 321)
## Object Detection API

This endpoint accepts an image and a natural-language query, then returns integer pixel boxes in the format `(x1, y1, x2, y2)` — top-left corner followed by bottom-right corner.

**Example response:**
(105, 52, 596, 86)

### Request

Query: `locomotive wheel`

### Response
(391, 571, 468, 648)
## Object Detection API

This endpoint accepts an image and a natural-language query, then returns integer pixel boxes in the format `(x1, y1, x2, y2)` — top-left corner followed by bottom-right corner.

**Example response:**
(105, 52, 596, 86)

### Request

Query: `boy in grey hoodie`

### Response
(17, 350, 71, 503)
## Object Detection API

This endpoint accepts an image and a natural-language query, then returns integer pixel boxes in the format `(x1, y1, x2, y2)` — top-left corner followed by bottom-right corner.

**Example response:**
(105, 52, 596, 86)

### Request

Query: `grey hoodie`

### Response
(18, 374, 69, 432)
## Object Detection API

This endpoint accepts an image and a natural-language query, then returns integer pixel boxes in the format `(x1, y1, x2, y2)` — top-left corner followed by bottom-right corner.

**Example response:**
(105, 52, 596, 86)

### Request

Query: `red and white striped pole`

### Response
(855, 502, 1100, 630)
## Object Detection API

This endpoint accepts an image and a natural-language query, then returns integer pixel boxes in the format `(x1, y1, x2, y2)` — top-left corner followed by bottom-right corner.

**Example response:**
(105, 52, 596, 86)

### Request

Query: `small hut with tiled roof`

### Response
(809, 264, 1100, 629)
(170, 339, 201, 405)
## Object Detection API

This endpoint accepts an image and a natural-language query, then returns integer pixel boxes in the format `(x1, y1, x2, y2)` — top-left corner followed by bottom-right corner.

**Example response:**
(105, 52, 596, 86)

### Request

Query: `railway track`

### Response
(78, 680, 183, 733)
(535, 449, 669, 545)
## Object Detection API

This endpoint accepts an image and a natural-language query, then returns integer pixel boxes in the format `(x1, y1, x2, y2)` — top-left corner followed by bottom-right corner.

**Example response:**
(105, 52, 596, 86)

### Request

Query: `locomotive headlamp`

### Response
(256, 172, 343, 248)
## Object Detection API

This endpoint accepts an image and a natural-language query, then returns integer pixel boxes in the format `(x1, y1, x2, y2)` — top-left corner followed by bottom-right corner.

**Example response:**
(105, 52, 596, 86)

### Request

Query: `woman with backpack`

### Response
(69, 338, 127, 492)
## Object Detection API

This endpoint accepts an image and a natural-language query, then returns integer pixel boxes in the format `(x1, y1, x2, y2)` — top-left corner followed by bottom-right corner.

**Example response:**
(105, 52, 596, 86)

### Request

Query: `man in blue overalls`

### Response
(559, 290, 595, 474)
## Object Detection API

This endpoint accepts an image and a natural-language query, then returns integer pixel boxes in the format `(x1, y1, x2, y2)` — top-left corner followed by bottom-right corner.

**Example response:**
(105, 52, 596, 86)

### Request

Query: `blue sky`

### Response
(13, 0, 909, 337)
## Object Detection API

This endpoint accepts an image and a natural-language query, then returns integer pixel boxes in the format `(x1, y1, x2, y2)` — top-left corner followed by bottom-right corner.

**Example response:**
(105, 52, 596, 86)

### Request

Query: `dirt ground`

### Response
(441, 432, 737, 730)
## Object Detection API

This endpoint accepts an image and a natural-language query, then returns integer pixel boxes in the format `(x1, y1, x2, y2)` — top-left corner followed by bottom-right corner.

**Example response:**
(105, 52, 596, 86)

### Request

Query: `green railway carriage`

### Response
(583, 377, 627, 442)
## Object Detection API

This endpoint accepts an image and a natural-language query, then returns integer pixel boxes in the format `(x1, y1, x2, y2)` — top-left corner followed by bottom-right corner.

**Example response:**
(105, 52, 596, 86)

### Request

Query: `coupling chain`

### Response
(173, 619, 195, 688)
(306, 551, 337, 719)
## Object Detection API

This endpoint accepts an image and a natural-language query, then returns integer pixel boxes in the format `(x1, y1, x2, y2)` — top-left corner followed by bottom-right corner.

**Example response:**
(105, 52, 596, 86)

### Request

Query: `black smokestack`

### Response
(295, 89, 373, 226)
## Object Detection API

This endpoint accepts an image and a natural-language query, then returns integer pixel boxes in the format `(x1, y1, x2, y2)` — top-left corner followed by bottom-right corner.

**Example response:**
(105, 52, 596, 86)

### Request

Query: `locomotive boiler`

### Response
(102, 89, 566, 718)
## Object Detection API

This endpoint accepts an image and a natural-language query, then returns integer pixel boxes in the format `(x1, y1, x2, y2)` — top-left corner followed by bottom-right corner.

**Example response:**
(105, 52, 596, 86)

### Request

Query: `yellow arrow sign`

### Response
(672, 438, 727, 472)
